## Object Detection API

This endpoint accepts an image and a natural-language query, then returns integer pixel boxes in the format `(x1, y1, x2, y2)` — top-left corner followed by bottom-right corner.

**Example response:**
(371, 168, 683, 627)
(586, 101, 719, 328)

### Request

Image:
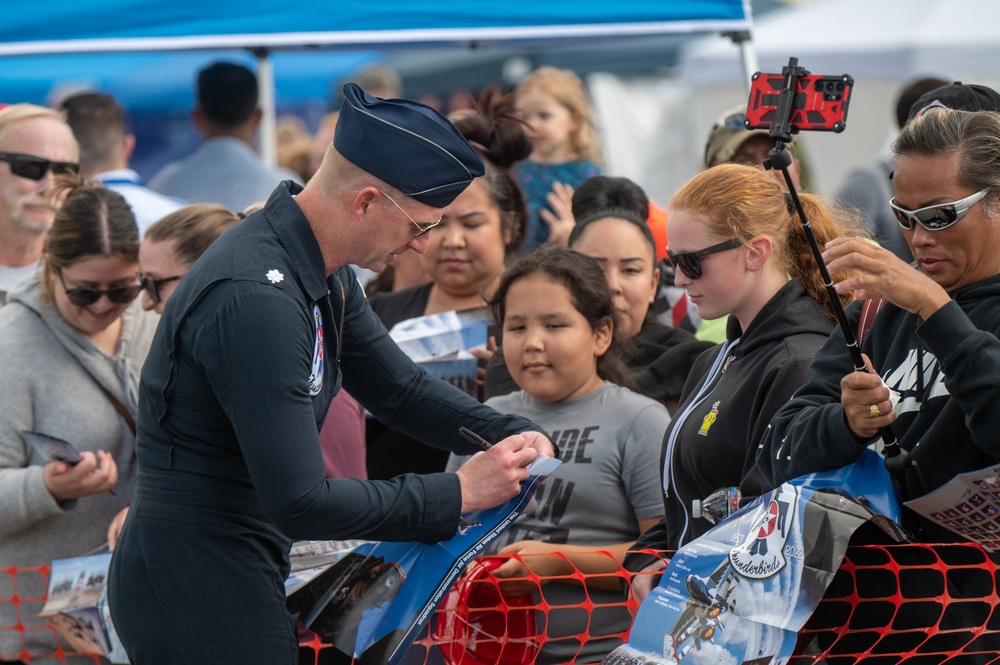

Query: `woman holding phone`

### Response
(0, 179, 158, 662)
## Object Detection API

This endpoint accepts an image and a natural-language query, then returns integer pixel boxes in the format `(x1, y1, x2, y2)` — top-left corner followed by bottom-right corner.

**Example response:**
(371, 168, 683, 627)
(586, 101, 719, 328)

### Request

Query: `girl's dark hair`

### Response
(42, 174, 139, 302)
(488, 245, 633, 388)
(450, 86, 532, 254)
(145, 203, 242, 268)
(568, 175, 657, 262)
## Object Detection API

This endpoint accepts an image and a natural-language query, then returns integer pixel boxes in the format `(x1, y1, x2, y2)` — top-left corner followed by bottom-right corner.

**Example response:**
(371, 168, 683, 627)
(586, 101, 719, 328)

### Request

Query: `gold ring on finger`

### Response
(870, 404, 881, 418)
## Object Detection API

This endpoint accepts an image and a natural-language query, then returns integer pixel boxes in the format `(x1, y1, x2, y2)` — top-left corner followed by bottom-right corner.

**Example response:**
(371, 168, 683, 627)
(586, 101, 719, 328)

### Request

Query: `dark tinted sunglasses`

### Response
(889, 189, 989, 232)
(0, 152, 79, 181)
(57, 270, 142, 307)
(138, 272, 183, 304)
(667, 239, 743, 280)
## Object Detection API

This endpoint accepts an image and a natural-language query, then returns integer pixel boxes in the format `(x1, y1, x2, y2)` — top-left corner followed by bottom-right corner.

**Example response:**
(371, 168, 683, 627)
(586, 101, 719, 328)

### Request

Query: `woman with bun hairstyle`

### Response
(366, 86, 533, 479)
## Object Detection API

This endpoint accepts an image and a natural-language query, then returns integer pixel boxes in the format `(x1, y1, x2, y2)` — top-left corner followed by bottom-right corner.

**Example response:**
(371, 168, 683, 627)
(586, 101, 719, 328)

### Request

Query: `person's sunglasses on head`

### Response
(0, 152, 79, 181)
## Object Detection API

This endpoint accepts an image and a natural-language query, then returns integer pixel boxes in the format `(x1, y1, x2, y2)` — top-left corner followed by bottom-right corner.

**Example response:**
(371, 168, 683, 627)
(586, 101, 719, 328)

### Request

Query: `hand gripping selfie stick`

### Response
(756, 58, 926, 508)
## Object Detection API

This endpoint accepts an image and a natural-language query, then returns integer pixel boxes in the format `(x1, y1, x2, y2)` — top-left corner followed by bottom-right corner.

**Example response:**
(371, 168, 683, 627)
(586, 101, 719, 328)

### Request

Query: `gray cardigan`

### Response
(0, 272, 158, 657)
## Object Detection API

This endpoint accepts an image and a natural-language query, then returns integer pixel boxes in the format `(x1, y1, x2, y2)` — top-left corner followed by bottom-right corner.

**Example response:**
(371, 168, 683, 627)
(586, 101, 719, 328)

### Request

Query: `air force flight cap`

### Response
(334, 82, 485, 208)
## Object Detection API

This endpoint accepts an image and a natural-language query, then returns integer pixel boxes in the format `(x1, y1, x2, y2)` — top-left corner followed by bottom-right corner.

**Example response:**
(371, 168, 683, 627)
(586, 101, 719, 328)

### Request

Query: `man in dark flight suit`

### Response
(108, 83, 553, 665)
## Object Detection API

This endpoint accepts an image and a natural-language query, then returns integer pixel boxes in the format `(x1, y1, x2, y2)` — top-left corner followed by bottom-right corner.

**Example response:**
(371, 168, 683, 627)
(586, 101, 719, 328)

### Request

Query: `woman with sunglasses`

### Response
(0, 179, 157, 661)
(136, 203, 242, 315)
(625, 163, 860, 601)
(758, 109, 1000, 543)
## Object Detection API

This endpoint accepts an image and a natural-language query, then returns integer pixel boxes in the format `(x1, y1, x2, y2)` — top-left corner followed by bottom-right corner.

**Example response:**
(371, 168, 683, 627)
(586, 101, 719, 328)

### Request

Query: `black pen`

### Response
(459, 426, 492, 451)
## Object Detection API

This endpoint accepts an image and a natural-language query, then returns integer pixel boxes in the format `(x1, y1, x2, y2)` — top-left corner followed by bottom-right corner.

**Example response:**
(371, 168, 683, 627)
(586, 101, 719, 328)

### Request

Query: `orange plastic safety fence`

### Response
(790, 544, 1000, 665)
(1, 565, 100, 665)
(12, 546, 1000, 664)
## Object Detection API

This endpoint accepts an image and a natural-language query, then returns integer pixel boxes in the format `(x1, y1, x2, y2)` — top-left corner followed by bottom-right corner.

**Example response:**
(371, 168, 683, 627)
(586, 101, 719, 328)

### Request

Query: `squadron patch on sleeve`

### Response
(308, 304, 324, 396)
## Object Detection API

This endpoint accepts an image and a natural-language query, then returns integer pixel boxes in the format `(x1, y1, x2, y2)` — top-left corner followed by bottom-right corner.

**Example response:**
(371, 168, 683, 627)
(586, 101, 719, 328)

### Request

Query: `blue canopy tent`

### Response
(0, 0, 755, 170)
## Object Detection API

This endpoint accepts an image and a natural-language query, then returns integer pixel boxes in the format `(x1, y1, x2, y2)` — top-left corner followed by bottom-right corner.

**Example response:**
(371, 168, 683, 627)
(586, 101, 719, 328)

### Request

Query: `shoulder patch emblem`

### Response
(308, 304, 324, 396)
(698, 401, 721, 437)
(266, 269, 285, 285)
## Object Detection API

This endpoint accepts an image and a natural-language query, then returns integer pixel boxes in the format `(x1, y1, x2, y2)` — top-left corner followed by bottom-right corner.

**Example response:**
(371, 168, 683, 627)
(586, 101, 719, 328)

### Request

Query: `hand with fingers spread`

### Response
(822, 237, 951, 319)
(840, 353, 897, 440)
(541, 182, 576, 247)
(455, 433, 550, 513)
(43, 450, 118, 502)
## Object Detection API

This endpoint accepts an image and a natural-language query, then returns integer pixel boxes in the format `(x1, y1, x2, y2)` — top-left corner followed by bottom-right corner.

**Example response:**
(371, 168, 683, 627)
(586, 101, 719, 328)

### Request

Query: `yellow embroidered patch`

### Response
(698, 401, 721, 436)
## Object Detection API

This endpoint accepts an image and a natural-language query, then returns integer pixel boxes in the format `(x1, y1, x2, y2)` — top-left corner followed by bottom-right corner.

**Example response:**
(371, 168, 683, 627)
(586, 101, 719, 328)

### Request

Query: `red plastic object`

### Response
(434, 556, 540, 665)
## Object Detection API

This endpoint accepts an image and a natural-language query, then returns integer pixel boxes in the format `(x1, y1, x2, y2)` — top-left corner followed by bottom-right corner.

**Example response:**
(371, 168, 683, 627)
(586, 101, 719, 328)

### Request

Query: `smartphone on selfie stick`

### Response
(746, 57, 926, 506)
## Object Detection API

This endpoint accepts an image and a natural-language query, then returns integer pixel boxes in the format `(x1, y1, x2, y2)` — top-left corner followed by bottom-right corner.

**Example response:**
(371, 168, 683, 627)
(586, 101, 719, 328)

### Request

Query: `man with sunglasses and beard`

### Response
(0, 104, 79, 306)
(758, 108, 1000, 544)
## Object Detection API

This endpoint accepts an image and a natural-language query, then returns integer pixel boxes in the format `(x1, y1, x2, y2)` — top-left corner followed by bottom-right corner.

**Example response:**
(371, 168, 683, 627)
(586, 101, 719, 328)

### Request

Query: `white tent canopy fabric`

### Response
(677, 0, 1000, 196)
(682, 0, 1000, 86)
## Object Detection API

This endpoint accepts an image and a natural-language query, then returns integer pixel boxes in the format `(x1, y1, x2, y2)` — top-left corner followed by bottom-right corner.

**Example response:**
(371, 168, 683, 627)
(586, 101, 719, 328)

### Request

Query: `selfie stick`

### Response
(760, 58, 925, 501)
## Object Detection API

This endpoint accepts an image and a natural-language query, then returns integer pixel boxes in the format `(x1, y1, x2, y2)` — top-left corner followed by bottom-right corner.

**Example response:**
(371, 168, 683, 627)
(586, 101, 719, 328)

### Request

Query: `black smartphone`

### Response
(20, 430, 84, 465)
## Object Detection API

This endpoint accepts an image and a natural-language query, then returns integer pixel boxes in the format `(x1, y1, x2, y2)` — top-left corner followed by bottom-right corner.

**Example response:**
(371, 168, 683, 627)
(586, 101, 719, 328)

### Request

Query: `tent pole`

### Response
(724, 30, 759, 95)
(254, 47, 277, 169)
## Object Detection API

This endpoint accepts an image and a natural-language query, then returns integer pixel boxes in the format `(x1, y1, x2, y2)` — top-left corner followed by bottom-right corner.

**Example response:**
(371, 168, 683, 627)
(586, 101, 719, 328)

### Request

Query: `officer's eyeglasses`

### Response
(57, 270, 143, 307)
(0, 152, 79, 181)
(376, 188, 442, 237)
(889, 189, 989, 232)
(667, 239, 743, 280)
(138, 272, 183, 304)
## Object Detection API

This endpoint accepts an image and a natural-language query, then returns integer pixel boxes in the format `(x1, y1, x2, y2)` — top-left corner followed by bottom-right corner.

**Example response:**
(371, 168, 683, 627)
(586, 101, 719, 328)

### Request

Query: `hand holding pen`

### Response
(454, 429, 553, 513)
(459, 426, 492, 451)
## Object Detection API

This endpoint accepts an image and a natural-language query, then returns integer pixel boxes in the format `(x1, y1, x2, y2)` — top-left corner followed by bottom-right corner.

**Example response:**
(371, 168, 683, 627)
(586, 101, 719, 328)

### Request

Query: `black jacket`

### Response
(626, 316, 715, 403)
(757, 274, 1000, 542)
(629, 278, 834, 566)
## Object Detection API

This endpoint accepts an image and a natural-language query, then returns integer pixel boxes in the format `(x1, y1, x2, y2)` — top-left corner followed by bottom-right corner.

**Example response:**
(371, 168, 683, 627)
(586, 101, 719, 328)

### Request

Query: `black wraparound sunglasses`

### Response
(0, 152, 79, 181)
(666, 239, 743, 280)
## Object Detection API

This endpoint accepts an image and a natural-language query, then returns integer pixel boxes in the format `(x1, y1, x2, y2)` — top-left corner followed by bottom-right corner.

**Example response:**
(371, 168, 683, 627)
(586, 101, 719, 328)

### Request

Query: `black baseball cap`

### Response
(907, 82, 1000, 121)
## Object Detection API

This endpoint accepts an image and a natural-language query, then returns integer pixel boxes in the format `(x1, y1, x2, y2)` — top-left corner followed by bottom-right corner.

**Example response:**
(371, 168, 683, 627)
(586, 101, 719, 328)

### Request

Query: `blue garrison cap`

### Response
(334, 83, 485, 208)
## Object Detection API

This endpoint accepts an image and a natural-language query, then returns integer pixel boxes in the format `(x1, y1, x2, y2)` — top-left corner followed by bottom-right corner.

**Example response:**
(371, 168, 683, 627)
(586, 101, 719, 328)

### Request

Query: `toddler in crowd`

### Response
(514, 67, 603, 250)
